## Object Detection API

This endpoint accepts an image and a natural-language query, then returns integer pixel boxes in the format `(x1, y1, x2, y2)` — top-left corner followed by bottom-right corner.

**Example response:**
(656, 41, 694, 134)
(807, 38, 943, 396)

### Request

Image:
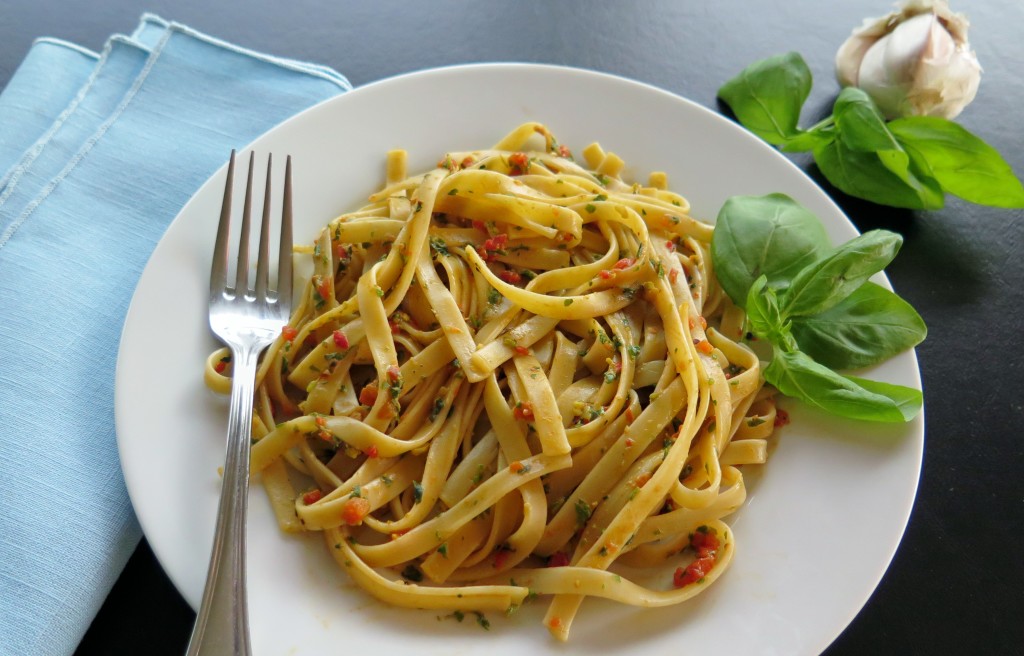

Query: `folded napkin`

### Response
(0, 15, 350, 655)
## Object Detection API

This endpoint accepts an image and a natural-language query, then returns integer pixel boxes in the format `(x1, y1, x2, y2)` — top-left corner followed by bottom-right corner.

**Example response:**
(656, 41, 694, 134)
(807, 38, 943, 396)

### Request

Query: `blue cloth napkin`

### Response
(0, 14, 350, 655)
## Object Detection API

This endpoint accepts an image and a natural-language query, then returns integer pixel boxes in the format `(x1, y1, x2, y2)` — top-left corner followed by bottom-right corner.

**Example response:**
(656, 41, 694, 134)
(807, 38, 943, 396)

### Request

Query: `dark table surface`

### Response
(2, 1, 1021, 654)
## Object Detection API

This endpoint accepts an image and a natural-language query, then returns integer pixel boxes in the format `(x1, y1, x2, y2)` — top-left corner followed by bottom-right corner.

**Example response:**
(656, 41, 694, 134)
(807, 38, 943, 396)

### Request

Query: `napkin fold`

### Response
(0, 15, 350, 656)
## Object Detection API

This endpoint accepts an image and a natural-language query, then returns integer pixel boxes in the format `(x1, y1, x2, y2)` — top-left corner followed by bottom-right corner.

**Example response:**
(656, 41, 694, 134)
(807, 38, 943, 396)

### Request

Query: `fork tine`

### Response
(210, 150, 235, 298)
(277, 155, 293, 311)
(234, 152, 256, 297)
(254, 154, 273, 301)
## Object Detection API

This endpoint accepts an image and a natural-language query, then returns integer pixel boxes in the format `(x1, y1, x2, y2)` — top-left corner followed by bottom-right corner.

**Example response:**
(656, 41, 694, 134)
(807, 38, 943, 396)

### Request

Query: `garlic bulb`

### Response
(835, 0, 981, 119)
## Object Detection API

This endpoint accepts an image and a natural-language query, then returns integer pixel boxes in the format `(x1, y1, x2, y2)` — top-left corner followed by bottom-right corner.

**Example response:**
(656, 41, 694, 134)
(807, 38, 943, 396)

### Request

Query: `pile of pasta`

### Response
(204, 123, 779, 640)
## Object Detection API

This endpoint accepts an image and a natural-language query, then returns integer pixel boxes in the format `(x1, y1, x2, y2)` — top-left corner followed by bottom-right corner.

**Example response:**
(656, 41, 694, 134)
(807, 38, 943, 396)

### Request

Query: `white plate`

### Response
(116, 64, 923, 655)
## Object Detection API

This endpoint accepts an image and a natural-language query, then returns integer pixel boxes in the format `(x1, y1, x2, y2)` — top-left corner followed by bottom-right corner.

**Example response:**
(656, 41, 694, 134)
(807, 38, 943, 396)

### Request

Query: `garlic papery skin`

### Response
(835, 0, 982, 120)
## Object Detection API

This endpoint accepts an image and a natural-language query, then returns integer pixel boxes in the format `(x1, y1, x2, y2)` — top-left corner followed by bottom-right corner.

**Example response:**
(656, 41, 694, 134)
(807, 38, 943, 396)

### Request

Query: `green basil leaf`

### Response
(711, 193, 831, 308)
(832, 88, 902, 153)
(889, 116, 1024, 208)
(744, 276, 773, 336)
(780, 229, 903, 317)
(745, 275, 794, 349)
(717, 52, 813, 146)
(830, 87, 924, 188)
(780, 125, 835, 153)
(790, 282, 927, 369)
(844, 375, 924, 422)
(813, 137, 945, 210)
(764, 349, 921, 422)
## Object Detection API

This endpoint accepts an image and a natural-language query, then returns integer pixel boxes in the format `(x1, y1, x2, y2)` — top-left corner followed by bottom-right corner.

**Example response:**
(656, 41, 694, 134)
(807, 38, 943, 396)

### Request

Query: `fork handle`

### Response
(186, 342, 263, 656)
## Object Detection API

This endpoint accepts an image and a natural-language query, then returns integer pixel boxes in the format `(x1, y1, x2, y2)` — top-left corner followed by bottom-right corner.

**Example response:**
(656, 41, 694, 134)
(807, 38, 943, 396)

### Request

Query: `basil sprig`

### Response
(711, 194, 926, 422)
(718, 52, 1024, 210)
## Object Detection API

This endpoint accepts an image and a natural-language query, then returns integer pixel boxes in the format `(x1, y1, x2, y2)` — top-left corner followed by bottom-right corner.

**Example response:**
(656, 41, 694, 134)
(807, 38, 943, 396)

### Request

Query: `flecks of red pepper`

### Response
(613, 257, 635, 270)
(214, 361, 227, 373)
(513, 403, 534, 420)
(774, 409, 790, 427)
(673, 529, 721, 588)
(332, 330, 350, 349)
(365, 444, 379, 458)
(359, 385, 378, 406)
(386, 364, 402, 384)
(316, 275, 333, 302)
(493, 548, 510, 570)
(514, 345, 530, 356)
(669, 268, 680, 284)
(673, 555, 716, 588)
(547, 552, 570, 567)
(599, 270, 614, 280)
(281, 325, 299, 341)
(508, 151, 529, 175)
(302, 489, 323, 505)
(691, 529, 720, 553)
(499, 269, 522, 285)
(482, 233, 509, 252)
(342, 497, 371, 526)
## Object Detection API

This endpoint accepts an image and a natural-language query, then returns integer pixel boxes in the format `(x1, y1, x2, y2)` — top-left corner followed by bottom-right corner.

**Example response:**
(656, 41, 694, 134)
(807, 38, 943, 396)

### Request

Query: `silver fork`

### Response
(187, 151, 293, 656)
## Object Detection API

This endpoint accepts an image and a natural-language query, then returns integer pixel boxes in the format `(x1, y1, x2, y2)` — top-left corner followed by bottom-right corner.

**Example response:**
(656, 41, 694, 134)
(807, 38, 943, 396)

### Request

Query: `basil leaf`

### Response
(832, 88, 902, 154)
(790, 282, 927, 369)
(781, 229, 903, 317)
(764, 349, 921, 422)
(830, 87, 924, 188)
(711, 193, 831, 308)
(780, 125, 834, 153)
(718, 52, 813, 147)
(745, 276, 794, 349)
(889, 116, 1024, 209)
(812, 137, 945, 210)
(844, 375, 924, 422)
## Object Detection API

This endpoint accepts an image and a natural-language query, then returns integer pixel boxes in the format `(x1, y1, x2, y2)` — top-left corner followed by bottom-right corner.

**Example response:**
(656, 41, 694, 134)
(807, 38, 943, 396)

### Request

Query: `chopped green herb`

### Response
(429, 236, 449, 256)
(574, 499, 592, 528)
(401, 565, 423, 582)
(430, 397, 446, 422)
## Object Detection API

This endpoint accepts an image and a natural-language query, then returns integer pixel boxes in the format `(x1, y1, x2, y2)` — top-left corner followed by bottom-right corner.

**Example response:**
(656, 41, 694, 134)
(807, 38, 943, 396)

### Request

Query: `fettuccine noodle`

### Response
(204, 123, 779, 641)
